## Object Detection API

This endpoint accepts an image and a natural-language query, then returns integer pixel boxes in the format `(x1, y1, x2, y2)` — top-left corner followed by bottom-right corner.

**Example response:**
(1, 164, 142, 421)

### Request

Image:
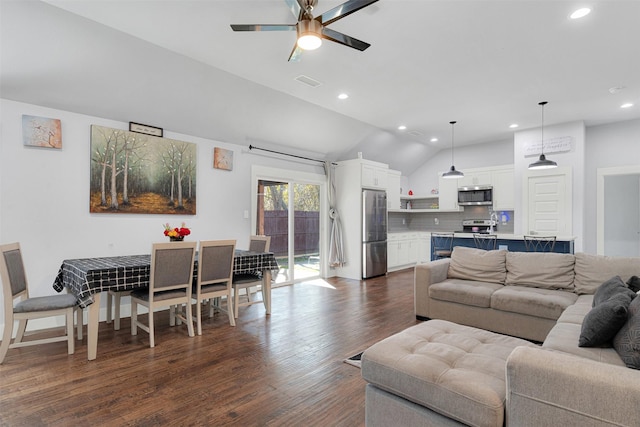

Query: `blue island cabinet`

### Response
(431, 235, 575, 261)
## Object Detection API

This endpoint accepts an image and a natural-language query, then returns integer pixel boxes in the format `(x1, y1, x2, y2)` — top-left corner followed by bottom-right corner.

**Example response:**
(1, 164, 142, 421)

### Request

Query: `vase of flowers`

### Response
(163, 222, 191, 241)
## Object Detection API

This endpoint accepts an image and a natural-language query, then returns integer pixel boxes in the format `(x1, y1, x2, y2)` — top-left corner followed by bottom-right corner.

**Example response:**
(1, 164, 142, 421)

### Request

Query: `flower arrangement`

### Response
(163, 222, 191, 241)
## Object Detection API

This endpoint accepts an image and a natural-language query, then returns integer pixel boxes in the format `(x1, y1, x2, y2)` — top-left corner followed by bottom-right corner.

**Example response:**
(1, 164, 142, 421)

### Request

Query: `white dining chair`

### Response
(0, 242, 77, 364)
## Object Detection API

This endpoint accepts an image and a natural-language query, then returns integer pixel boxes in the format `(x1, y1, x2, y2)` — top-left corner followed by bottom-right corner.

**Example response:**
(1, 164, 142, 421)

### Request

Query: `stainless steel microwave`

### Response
(458, 186, 493, 206)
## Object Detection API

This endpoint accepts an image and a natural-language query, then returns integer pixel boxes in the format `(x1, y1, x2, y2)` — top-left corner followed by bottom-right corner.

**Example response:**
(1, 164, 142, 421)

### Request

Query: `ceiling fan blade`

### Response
(230, 24, 296, 32)
(284, 0, 304, 21)
(316, 0, 379, 26)
(321, 27, 370, 51)
(288, 43, 303, 62)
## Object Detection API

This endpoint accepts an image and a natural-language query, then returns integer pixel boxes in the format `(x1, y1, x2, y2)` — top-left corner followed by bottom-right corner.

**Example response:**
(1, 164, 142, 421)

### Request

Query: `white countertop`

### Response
(388, 231, 576, 241)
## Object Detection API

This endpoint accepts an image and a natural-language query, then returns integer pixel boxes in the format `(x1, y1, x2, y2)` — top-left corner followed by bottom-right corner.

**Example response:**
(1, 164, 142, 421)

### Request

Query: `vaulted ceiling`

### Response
(2, 1, 639, 174)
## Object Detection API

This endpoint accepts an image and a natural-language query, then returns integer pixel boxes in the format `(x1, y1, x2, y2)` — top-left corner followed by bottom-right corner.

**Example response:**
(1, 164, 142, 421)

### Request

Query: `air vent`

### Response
(408, 131, 423, 137)
(295, 75, 323, 88)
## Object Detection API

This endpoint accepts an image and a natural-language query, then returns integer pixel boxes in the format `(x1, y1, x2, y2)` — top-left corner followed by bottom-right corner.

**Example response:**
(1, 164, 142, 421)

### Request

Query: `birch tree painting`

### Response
(90, 125, 197, 214)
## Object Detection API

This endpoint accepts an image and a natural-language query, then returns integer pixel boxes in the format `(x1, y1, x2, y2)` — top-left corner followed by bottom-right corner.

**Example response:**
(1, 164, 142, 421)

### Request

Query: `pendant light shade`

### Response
(442, 121, 464, 179)
(528, 101, 558, 170)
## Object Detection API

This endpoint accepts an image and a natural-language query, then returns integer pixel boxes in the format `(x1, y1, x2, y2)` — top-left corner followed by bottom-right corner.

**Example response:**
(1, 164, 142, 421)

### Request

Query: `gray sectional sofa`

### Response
(361, 248, 640, 426)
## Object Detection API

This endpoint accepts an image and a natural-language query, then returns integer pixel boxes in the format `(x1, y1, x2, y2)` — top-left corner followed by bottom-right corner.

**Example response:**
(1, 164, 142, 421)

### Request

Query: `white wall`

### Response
(584, 119, 640, 253)
(0, 99, 325, 331)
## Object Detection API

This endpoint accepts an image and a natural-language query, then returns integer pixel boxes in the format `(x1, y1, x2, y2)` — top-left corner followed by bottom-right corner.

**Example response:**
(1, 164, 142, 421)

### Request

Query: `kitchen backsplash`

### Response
(389, 206, 515, 234)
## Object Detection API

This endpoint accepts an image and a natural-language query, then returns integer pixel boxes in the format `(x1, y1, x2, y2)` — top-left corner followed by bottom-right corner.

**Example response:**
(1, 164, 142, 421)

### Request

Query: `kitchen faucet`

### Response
(489, 210, 498, 234)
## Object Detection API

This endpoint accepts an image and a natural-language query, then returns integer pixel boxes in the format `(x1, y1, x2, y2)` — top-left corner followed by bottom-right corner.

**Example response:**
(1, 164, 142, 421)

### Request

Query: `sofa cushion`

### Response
(505, 252, 575, 290)
(429, 279, 503, 308)
(361, 320, 538, 427)
(556, 295, 593, 325)
(491, 286, 578, 320)
(448, 247, 507, 285)
(579, 293, 633, 347)
(574, 253, 640, 295)
(613, 296, 640, 369)
(543, 321, 626, 366)
(593, 276, 637, 306)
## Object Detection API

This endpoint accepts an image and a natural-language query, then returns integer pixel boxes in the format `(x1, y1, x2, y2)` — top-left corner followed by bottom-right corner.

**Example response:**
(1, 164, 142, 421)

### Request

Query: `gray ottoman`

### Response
(361, 319, 538, 427)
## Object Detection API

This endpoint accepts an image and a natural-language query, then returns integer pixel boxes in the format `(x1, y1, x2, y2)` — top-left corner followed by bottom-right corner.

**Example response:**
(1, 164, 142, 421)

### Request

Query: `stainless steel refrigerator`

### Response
(362, 189, 387, 278)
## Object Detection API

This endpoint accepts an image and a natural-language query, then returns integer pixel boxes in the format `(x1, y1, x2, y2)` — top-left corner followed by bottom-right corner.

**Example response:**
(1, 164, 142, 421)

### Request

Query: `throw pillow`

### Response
(613, 296, 640, 369)
(628, 276, 640, 293)
(593, 276, 637, 307)
(579, 293, 633, 347)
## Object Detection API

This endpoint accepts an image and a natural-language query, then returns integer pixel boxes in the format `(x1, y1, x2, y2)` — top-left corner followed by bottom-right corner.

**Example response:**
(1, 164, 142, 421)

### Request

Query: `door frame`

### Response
(597, 165, 640, 255)
(251, 165, 328, 281)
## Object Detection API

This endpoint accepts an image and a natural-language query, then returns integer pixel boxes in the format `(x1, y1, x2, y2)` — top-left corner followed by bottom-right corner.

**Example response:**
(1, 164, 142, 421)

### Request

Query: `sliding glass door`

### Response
(252, 166, 326, 285)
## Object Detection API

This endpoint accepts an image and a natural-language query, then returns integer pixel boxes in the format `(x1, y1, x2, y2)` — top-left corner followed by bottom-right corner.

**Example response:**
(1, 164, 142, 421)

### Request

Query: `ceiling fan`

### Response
(230, 0, 379, 62)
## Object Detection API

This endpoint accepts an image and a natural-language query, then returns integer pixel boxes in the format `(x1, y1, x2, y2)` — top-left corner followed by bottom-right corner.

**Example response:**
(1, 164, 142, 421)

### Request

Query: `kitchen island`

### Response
(441, 233, 575, 260)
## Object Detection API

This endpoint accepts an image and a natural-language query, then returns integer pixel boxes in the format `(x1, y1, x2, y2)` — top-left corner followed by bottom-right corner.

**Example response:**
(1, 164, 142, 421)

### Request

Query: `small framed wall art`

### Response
(22, 115, 62, 149)
(213, 147, 233, 171)
(129, 121, 163, 137)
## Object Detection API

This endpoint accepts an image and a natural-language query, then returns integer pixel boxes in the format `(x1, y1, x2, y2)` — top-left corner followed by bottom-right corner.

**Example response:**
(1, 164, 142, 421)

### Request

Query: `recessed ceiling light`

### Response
(570, 8, 591, 19)
(397, 125, 407, 130)
(430, 137, 438, 143)
(621, 103, 634, 109)
(509, 124, 519, 129)
(337, 93, 349, 100)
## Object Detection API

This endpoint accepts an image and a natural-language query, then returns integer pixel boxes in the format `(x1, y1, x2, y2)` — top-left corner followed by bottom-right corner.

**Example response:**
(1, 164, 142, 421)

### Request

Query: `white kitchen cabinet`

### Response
(459, 170, 492, 187)
(416, 233, 431, 263)
(387, 169, 401, 209)
(362, 163, 388, 189)
(438, 173, 461, 211)
(388, 232, 425, 270)
(492, 167, 515, 210)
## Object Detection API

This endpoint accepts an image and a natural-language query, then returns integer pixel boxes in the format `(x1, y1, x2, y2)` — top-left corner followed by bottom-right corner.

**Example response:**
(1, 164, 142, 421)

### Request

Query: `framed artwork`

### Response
(213, 147, 233, 171)
(89, 125, 197, 215)
(129, 121, 163, 137)
(22, 115, 62, 149)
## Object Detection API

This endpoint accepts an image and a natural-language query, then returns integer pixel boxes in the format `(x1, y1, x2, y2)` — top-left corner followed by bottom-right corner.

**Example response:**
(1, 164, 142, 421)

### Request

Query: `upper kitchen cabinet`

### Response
(458, 170, 492, 187)
(492, 167, 515, 210)
(387, 169, 401, 209)
(362, 162, 389, 189)
(438, 172, 461, 211)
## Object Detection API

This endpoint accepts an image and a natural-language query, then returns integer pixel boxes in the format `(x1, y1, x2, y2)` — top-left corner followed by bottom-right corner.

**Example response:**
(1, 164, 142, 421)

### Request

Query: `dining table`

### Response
(52, 249, 279, 360)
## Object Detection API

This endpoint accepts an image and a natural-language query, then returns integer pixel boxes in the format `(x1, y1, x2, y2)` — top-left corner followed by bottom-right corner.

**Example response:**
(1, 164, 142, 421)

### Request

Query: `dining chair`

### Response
(0, 242, 77, 364)
(473, 233, 498, 250)
(130, 241, 197, 348)
(232, 235, 271, 318)
(523, 235, 557, 252)
(431, 233, 454, 260)
(187, 240, 236, 335)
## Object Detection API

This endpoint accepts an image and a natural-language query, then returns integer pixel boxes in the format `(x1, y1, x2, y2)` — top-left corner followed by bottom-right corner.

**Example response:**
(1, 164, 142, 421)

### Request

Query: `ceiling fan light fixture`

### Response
(297, 20, 322, 50)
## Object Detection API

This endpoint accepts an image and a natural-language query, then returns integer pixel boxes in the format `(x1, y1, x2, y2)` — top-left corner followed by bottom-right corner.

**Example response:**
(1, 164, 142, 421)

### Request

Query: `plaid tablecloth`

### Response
(53, 250, 279, 308)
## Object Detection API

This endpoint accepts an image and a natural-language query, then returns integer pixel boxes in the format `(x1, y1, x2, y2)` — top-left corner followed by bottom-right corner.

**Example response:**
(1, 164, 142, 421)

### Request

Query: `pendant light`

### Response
(442, 121, 464, 179)
(528, 101, 558, 170)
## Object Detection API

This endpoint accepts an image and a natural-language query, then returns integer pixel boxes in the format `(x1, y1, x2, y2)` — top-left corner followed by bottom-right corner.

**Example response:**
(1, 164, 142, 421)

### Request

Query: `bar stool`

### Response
(473, 234, 497, 250)
(523, 235, 556, 252)
(431, 233, 454, 260)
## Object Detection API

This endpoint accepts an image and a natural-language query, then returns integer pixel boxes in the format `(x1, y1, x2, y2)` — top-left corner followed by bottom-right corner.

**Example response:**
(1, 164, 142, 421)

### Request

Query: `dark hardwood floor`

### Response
(0, 269, 419, 426)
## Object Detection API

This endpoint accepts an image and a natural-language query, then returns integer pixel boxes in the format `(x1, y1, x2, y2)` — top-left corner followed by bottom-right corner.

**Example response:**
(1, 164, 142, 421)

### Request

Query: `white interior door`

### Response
(526, 172, 571, 235)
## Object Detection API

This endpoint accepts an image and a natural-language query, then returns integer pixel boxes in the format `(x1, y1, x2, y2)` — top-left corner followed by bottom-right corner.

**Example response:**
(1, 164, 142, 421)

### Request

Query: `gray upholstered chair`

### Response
(189, 240, 236, 335)
(130, 241, 197, 348)
(473, 233, 498, 250)
(232, 235, 271, 318)
(0, 242, 77, 364)
(523, 235, 556, 252)
(431, 233, 454, 260)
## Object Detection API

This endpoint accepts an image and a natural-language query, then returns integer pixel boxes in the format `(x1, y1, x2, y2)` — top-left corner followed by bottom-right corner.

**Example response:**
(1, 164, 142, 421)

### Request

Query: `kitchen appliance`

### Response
(458, 186, 493, 206)
(457, 219, 498, 234)
(362, 189, 387, 279)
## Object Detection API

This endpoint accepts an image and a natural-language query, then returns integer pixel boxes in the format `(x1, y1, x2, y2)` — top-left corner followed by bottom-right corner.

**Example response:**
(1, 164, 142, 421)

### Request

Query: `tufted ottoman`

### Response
(361, 320, 538, 427)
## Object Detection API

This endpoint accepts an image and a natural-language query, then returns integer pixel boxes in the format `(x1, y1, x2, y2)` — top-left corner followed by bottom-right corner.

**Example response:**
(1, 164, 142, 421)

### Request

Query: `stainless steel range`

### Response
(458, 219, 497, 234)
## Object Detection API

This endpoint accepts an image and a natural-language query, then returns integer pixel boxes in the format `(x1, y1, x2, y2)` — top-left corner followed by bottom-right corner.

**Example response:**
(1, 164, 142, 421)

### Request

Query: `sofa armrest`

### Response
(506, 346, 640, 426)
(414, 259, 450, 318)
